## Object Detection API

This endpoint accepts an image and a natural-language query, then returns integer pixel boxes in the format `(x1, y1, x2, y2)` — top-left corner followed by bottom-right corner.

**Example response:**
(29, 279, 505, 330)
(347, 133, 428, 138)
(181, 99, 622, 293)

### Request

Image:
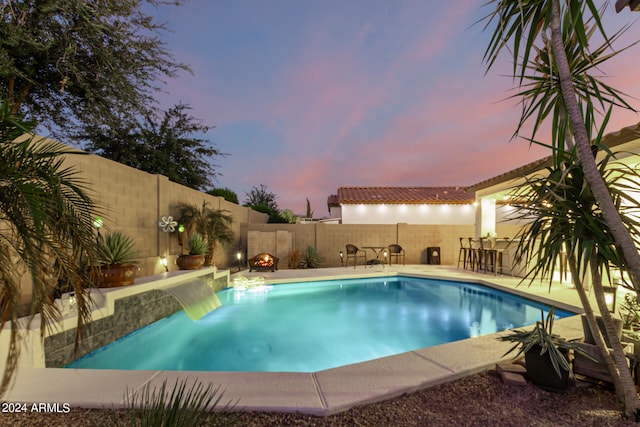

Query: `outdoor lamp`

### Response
(603, 286, 618, 313)
(161, 256, 168, 272)
(383, 250, 388, 264)
(93, 216, 103, 229)
(236, 251, 242, 272)
(339, 250, 344, 267)
(178, 224, 185, 254)
(93, 216, 103, 243)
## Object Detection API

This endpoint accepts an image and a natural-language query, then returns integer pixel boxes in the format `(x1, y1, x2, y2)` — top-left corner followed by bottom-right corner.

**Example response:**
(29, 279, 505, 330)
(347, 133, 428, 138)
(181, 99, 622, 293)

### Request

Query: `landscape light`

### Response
(603, 286, 618, 313)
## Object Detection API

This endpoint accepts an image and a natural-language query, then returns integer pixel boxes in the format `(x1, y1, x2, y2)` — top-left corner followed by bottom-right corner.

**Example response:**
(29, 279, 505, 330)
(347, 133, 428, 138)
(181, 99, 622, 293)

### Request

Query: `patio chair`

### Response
(345, 244, 367, 268)
(387, 244, 405, 265)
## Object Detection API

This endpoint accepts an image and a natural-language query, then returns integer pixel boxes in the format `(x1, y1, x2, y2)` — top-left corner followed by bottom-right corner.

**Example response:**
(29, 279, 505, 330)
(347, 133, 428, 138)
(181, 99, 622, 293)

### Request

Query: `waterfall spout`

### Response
(162, 278, 221, 320)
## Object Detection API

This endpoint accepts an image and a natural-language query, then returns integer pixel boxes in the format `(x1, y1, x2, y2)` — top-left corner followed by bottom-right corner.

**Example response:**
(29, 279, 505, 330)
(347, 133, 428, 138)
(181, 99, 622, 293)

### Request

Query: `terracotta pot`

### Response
(176, 254, 205, 270)
(96, 264, 138, 287)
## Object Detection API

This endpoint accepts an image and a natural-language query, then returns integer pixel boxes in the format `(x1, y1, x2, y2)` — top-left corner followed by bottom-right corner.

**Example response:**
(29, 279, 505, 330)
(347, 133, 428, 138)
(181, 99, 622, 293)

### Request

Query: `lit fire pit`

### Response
(248, 253, 279, 272)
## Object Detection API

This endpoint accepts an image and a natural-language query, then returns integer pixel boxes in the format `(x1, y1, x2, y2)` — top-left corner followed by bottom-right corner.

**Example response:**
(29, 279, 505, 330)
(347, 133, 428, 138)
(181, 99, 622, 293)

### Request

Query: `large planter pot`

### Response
(96, 264, 138, 288)
(176, 254, 205, 270)
(525, 344, 570, 391)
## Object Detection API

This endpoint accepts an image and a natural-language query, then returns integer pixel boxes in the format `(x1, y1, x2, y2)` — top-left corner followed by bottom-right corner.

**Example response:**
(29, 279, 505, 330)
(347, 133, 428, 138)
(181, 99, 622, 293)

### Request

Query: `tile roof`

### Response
(335, 186, 473, 205)
(467, 122, 640, 192)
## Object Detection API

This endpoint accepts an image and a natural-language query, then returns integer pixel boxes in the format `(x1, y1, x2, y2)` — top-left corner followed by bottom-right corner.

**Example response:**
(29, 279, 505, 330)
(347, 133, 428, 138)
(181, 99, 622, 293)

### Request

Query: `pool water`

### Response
(67, 276, 571, 372)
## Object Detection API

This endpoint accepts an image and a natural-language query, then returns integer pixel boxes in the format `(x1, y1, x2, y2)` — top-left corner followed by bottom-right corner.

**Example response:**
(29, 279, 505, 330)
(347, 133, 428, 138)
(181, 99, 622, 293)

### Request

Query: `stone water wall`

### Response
(44, 275, 228, 368)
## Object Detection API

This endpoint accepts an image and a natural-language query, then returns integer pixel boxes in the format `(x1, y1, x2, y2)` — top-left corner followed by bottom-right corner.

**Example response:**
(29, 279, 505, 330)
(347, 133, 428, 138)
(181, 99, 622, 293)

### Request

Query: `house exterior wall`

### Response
(340, 203, 476, 225)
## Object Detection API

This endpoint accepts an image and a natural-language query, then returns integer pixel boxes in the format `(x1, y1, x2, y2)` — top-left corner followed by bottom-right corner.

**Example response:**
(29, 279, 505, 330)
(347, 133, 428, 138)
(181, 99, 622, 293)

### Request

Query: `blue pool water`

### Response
(68, 276, 572, 372)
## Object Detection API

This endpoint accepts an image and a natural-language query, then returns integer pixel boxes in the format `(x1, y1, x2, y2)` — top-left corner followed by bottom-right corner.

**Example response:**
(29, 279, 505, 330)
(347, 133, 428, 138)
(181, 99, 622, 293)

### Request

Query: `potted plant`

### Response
(95, 231, 139, 287)
(176, 232, 208, 270)
(499, 307, 597, 391)
(177, 202, 234, 266)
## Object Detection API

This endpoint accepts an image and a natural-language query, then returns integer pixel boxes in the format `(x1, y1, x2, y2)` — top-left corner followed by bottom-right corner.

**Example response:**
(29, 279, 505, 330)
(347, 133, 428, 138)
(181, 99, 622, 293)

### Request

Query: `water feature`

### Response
(161, 277, 221, 320)
(68, 276, 573, 372)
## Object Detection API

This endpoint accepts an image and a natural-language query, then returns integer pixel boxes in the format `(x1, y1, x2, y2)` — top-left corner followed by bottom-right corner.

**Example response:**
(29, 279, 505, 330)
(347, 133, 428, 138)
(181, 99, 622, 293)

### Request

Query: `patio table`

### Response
(362, 246, 388, 264)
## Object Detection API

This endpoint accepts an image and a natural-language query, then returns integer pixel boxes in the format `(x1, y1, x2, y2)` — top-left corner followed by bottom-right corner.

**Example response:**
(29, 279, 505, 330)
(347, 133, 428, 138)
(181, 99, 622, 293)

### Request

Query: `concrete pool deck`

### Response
(4, 265, 591, 415)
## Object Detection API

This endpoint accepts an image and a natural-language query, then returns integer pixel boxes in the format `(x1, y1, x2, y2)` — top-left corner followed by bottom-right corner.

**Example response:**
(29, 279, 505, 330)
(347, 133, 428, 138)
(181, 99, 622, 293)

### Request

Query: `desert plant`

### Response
(113, 378, 235, 427)
(0, 98, 101, 397)
(299, 246, 324, 269)
(97, 231, 138, 266)
(500, 308, 597, 379)
(177, 202, 234, 265)
(186, 233, 208, 256)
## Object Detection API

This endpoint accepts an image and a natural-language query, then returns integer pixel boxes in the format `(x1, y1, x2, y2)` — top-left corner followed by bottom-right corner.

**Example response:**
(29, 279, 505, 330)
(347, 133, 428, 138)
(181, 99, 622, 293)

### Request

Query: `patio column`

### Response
(475, 197, 496, 237)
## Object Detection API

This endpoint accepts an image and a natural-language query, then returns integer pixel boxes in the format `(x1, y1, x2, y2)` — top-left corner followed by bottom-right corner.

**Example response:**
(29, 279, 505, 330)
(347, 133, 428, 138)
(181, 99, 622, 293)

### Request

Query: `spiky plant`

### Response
(97, 231, 138, 266)
(0, 98, 104, 397)
(186, 232, 208, 256)
(112, 378, 236, 427)
(299, 246, 324, 269)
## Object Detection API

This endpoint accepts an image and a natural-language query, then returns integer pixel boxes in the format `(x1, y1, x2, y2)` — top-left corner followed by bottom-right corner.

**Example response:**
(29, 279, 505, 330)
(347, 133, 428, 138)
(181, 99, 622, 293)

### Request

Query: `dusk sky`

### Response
(149, 1, 640, 216)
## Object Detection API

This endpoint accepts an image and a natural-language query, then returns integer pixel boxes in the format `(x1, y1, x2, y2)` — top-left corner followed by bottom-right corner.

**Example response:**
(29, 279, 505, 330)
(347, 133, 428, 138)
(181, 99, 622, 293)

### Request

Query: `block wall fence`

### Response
(13, 142, 268, 305)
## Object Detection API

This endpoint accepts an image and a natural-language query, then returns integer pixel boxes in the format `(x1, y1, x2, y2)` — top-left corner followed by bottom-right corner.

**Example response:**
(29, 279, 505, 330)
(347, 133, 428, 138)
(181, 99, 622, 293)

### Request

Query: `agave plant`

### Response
(186, 232, 208, 256)
(299, 246, 324, 269)
(97, 231, 138, 266)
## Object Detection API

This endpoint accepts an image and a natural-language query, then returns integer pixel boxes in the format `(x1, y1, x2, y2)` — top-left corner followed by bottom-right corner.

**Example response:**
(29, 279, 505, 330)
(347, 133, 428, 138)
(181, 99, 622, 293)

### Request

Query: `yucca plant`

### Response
(186, 232, 208, 256)
(500, 307, 597, 381)
(112, 378, 236, 427)
(505, 149, 640, 409)
(299, 246, 324, 269)
(97, 231, 138, 266)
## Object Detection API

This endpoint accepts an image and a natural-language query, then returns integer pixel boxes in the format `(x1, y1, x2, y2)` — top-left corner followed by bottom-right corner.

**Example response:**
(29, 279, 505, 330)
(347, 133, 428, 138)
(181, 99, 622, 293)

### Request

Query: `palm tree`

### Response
(0, 98, 101, 397)
(482, 1, 640, 417)
(483, 0, 640, 291)
(508, 150, 640, 417)
(176, 202, 234, 266)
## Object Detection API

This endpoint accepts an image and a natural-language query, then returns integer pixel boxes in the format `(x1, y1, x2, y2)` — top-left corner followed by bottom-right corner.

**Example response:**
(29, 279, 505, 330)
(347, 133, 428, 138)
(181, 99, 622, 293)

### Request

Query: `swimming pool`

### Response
(68, 276, 572, 372)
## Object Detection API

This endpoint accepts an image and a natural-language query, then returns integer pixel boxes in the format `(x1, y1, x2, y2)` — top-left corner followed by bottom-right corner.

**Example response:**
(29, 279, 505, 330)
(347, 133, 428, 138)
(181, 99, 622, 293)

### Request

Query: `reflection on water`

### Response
(68, 276, 571, 373)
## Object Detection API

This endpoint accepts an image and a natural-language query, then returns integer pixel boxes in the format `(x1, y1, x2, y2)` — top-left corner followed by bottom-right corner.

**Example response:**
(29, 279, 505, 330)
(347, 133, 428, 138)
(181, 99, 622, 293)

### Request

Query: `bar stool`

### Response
(479, 238, 496, 274)
(468, 238, 481, 271)
(457, 237, 471, 269)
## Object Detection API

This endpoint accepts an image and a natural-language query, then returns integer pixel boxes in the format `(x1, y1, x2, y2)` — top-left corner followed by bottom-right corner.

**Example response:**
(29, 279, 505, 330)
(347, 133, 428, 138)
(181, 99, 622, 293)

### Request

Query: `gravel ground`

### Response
(2, 370, 637, 427)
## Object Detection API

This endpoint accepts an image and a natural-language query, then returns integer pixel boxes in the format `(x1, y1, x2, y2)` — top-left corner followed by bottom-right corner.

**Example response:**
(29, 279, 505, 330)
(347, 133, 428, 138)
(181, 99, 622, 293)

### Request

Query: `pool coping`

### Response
(3, 265, 588, 416)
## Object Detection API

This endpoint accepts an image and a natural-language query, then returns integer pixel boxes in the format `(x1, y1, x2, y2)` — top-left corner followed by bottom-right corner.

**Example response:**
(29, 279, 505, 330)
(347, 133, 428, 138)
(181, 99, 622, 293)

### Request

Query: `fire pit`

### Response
(248, 253, 279, 272)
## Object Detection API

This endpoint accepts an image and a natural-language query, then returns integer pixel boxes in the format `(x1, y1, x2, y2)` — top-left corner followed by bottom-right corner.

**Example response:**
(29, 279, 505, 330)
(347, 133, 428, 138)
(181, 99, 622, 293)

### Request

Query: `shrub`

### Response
(299, 246, 324, 269)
